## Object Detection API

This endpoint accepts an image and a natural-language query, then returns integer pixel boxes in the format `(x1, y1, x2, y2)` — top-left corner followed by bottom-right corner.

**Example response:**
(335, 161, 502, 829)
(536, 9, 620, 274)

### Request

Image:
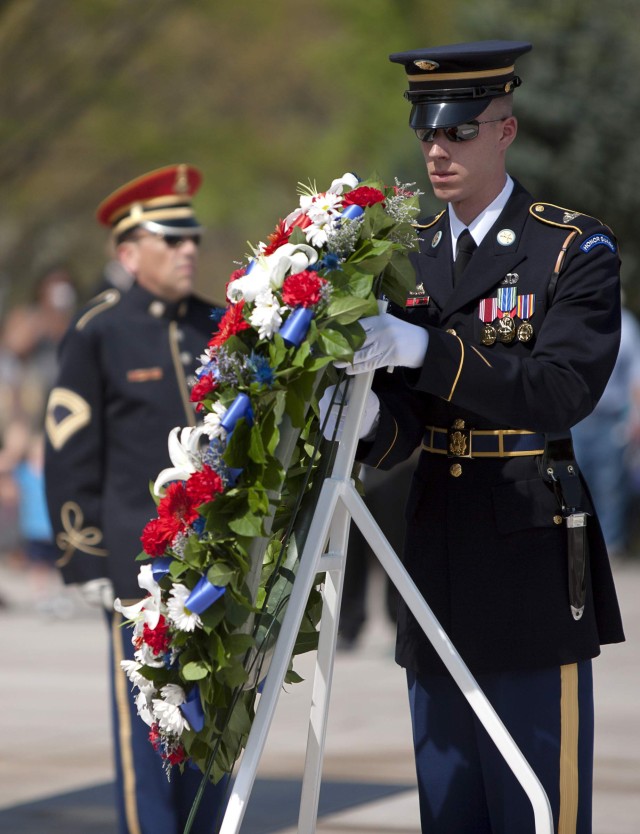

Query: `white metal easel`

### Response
(218, 370, 553, 834)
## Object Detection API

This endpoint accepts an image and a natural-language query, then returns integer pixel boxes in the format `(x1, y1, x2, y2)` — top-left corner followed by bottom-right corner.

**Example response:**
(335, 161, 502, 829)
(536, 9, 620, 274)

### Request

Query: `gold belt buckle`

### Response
(448, 419, 472, 458)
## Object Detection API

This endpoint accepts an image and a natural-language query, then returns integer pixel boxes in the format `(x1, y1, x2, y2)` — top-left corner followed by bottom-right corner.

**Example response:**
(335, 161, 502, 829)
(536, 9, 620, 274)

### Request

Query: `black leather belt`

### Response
(422, 420, 545, 459)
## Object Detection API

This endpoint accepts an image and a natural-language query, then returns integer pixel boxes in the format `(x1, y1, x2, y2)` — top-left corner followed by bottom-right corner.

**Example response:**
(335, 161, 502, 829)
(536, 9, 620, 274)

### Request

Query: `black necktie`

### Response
(453, 229, 477, 286)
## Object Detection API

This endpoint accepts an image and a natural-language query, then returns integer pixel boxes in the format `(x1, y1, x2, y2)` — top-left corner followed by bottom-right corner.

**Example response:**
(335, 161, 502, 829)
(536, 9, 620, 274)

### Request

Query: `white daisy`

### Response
(160, 683, 187, 706)
(166, 583, 203, 632)
(152, 697, 190, 735)
(249, 290, 286, 340)
(202, 400, 228, 441)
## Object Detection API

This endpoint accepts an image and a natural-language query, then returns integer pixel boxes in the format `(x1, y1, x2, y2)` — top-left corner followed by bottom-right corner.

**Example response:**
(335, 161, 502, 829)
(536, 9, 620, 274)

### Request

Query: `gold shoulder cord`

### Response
(76, 289, 121, 331)
(413, 209, 446, 231)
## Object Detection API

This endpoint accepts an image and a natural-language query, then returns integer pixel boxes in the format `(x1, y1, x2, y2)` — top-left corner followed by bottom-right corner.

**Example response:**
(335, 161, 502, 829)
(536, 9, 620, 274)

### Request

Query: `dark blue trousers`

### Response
(108, 611, 229, 834)
(407, 662, 593, 834)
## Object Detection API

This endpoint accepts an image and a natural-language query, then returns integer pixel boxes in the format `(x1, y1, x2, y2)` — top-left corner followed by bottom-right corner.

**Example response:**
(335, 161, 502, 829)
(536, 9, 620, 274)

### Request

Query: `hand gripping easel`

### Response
(218, 370, 553, 834)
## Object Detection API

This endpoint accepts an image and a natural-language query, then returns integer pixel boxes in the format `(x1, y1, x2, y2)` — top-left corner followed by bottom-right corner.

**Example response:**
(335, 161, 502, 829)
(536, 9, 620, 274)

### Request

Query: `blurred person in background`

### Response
(0, 265, 77, 608)
(44, 164, 226, 834)
(571, 298, 640, 560)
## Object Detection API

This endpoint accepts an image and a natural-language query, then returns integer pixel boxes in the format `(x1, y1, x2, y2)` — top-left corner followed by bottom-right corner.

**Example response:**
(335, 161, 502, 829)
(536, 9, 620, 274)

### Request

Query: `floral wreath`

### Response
(114, 172, 421, 790)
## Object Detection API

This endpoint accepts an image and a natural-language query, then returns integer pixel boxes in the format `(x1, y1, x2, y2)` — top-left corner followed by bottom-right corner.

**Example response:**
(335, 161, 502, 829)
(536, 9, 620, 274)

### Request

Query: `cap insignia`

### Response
(175, 163, 189, 195)
(414, 59, 440, 71)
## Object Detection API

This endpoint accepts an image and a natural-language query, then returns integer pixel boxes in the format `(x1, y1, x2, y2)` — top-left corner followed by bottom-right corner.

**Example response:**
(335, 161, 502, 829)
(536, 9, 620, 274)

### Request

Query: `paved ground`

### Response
(1, 554, 638, 833)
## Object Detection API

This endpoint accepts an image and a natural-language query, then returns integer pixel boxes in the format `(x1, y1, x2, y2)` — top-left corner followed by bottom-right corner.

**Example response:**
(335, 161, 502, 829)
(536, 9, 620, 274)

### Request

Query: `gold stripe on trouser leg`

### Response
(113, 611, 142, 834)
(558, 663, 579, 834)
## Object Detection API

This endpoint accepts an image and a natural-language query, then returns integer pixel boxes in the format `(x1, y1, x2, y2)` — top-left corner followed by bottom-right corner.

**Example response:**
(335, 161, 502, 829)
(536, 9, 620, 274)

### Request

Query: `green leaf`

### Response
(229, 512, 264, 537)
(182, 661, 211, 681)
(206, 562, 236, 587)
(324, 294, 378, 325)
(316, 326, 354, 359)
(248, 424, 267, 464)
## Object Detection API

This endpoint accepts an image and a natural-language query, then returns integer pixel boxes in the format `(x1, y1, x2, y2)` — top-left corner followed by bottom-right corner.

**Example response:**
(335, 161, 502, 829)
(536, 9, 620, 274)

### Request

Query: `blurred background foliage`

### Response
(1, 0, 638, 311)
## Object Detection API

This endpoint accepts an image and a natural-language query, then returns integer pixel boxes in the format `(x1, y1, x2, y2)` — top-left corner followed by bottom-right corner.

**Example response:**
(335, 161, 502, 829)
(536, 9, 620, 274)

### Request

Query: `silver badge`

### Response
(563, 211, 580, 223)
(501, 272, 519, 285)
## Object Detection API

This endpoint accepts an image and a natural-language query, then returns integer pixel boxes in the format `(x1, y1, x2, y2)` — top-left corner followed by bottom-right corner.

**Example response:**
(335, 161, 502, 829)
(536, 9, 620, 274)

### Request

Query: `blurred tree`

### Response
(458, 0, 640, 308)
(0, 0, 454, 306)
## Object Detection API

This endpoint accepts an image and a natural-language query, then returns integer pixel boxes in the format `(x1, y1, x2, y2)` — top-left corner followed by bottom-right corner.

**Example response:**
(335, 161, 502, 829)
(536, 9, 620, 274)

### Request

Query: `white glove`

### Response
(335, 313, 429, 375)
(318, 382, 380, 441)
(79, 578, 115, 610)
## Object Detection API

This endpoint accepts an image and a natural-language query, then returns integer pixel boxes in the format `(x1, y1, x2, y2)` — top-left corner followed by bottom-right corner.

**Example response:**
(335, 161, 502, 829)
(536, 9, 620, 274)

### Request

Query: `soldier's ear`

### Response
(116, 240, 140, 275)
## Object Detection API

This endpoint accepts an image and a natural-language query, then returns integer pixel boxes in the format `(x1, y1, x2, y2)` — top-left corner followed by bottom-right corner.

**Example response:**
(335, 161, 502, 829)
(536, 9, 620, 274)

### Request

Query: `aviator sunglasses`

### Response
(415, 117, 508, 144)
(132, 231, 201, 247)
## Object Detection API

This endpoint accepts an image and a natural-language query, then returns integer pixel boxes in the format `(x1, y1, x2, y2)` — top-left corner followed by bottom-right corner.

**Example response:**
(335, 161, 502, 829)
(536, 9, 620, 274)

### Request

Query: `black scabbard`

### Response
(566, 512, 587, 620)
(540, 433, 589, 621)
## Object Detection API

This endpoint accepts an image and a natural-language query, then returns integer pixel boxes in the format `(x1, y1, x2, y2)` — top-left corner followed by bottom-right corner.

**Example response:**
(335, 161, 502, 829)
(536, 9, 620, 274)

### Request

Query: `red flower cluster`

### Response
(190, 374, 217, 410)
(186, 464, 224, 506)
(209, 300, 251, 349)
(262, 220, 292, 256)
(149, 724, 187, 764)
(142, 615, 171, 656)
(141, 481, 199, 556)
(281, 270, 326, 308)
(342, 186, 385, 209)
(141, 466, 225, 557)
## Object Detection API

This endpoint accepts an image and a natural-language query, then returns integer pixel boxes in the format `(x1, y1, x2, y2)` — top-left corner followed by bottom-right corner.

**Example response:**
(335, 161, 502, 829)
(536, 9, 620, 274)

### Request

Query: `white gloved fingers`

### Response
(80, 577, 115, 610)
(336, 313, 429, 374)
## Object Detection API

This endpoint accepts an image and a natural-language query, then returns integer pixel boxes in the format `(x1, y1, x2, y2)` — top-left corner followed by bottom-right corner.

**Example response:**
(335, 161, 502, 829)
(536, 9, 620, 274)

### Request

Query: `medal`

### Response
(497, 316, 516, 343)
(496, 287, 517, 342)
(516, 293, 536, 342)
(517, 321, 534, 342)
(481, 324, 497, 345)
(478, 297, 498, 346)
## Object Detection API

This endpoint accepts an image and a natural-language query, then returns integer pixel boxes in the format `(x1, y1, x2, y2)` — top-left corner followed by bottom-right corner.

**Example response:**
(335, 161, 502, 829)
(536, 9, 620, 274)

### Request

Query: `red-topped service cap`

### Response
(96, 163, 203, 239)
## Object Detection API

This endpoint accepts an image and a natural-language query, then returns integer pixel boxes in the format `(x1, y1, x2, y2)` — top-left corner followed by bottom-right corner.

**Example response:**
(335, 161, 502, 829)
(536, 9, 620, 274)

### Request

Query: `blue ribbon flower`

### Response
(181, 685, 205, 732)
(220, 393, 254, 432)
(185, 575, 226, 614)
(280, 307, 314, 347)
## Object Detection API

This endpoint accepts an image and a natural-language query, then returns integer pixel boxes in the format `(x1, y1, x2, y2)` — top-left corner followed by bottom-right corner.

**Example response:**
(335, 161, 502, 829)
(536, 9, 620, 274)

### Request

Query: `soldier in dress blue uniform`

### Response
(322, 42, 625, 833)
(44, 165, 227, 834)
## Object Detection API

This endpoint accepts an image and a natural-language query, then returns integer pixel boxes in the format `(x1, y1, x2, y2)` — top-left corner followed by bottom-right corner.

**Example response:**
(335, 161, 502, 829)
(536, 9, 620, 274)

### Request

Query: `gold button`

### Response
(149, 300, 165, 318)
(446, 328, 457, 336)
(553, 515, 563, 525)
(450, 463, 462, 477)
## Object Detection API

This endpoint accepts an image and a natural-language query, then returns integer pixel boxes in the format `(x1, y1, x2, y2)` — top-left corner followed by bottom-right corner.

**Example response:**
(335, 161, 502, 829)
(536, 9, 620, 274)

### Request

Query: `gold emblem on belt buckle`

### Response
(448, 419, 471, 457)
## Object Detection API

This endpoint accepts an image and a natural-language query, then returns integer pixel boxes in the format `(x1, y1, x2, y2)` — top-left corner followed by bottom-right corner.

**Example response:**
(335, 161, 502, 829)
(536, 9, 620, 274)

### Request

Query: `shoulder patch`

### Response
(580, 233, 616, 254)
(75, 289, 121, 331)
(45, 387, 91, 450)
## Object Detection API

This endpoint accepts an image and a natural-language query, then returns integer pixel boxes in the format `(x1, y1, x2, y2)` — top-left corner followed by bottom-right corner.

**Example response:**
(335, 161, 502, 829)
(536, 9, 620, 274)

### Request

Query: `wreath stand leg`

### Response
(218, 371, 553, 834)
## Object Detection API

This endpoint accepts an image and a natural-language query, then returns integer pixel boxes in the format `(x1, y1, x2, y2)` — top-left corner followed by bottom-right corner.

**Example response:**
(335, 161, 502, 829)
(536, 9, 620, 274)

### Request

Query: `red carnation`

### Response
(158, 481, 199, 532)
(342, 186, 385, 209)
(141, 517, 174, 557)
(190, 374, 217, 407)
(263, 220, 292, 256)
(209, 301, 251, 349)
(281, 270, 326, 308)
(143, 615, 171, 656)
(186, 464, 225, 507)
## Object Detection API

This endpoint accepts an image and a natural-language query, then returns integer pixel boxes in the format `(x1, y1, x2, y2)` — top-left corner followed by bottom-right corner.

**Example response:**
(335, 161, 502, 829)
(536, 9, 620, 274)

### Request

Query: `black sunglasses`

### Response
(415, 117, 508, 144)
(133, 232, 201, 248)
